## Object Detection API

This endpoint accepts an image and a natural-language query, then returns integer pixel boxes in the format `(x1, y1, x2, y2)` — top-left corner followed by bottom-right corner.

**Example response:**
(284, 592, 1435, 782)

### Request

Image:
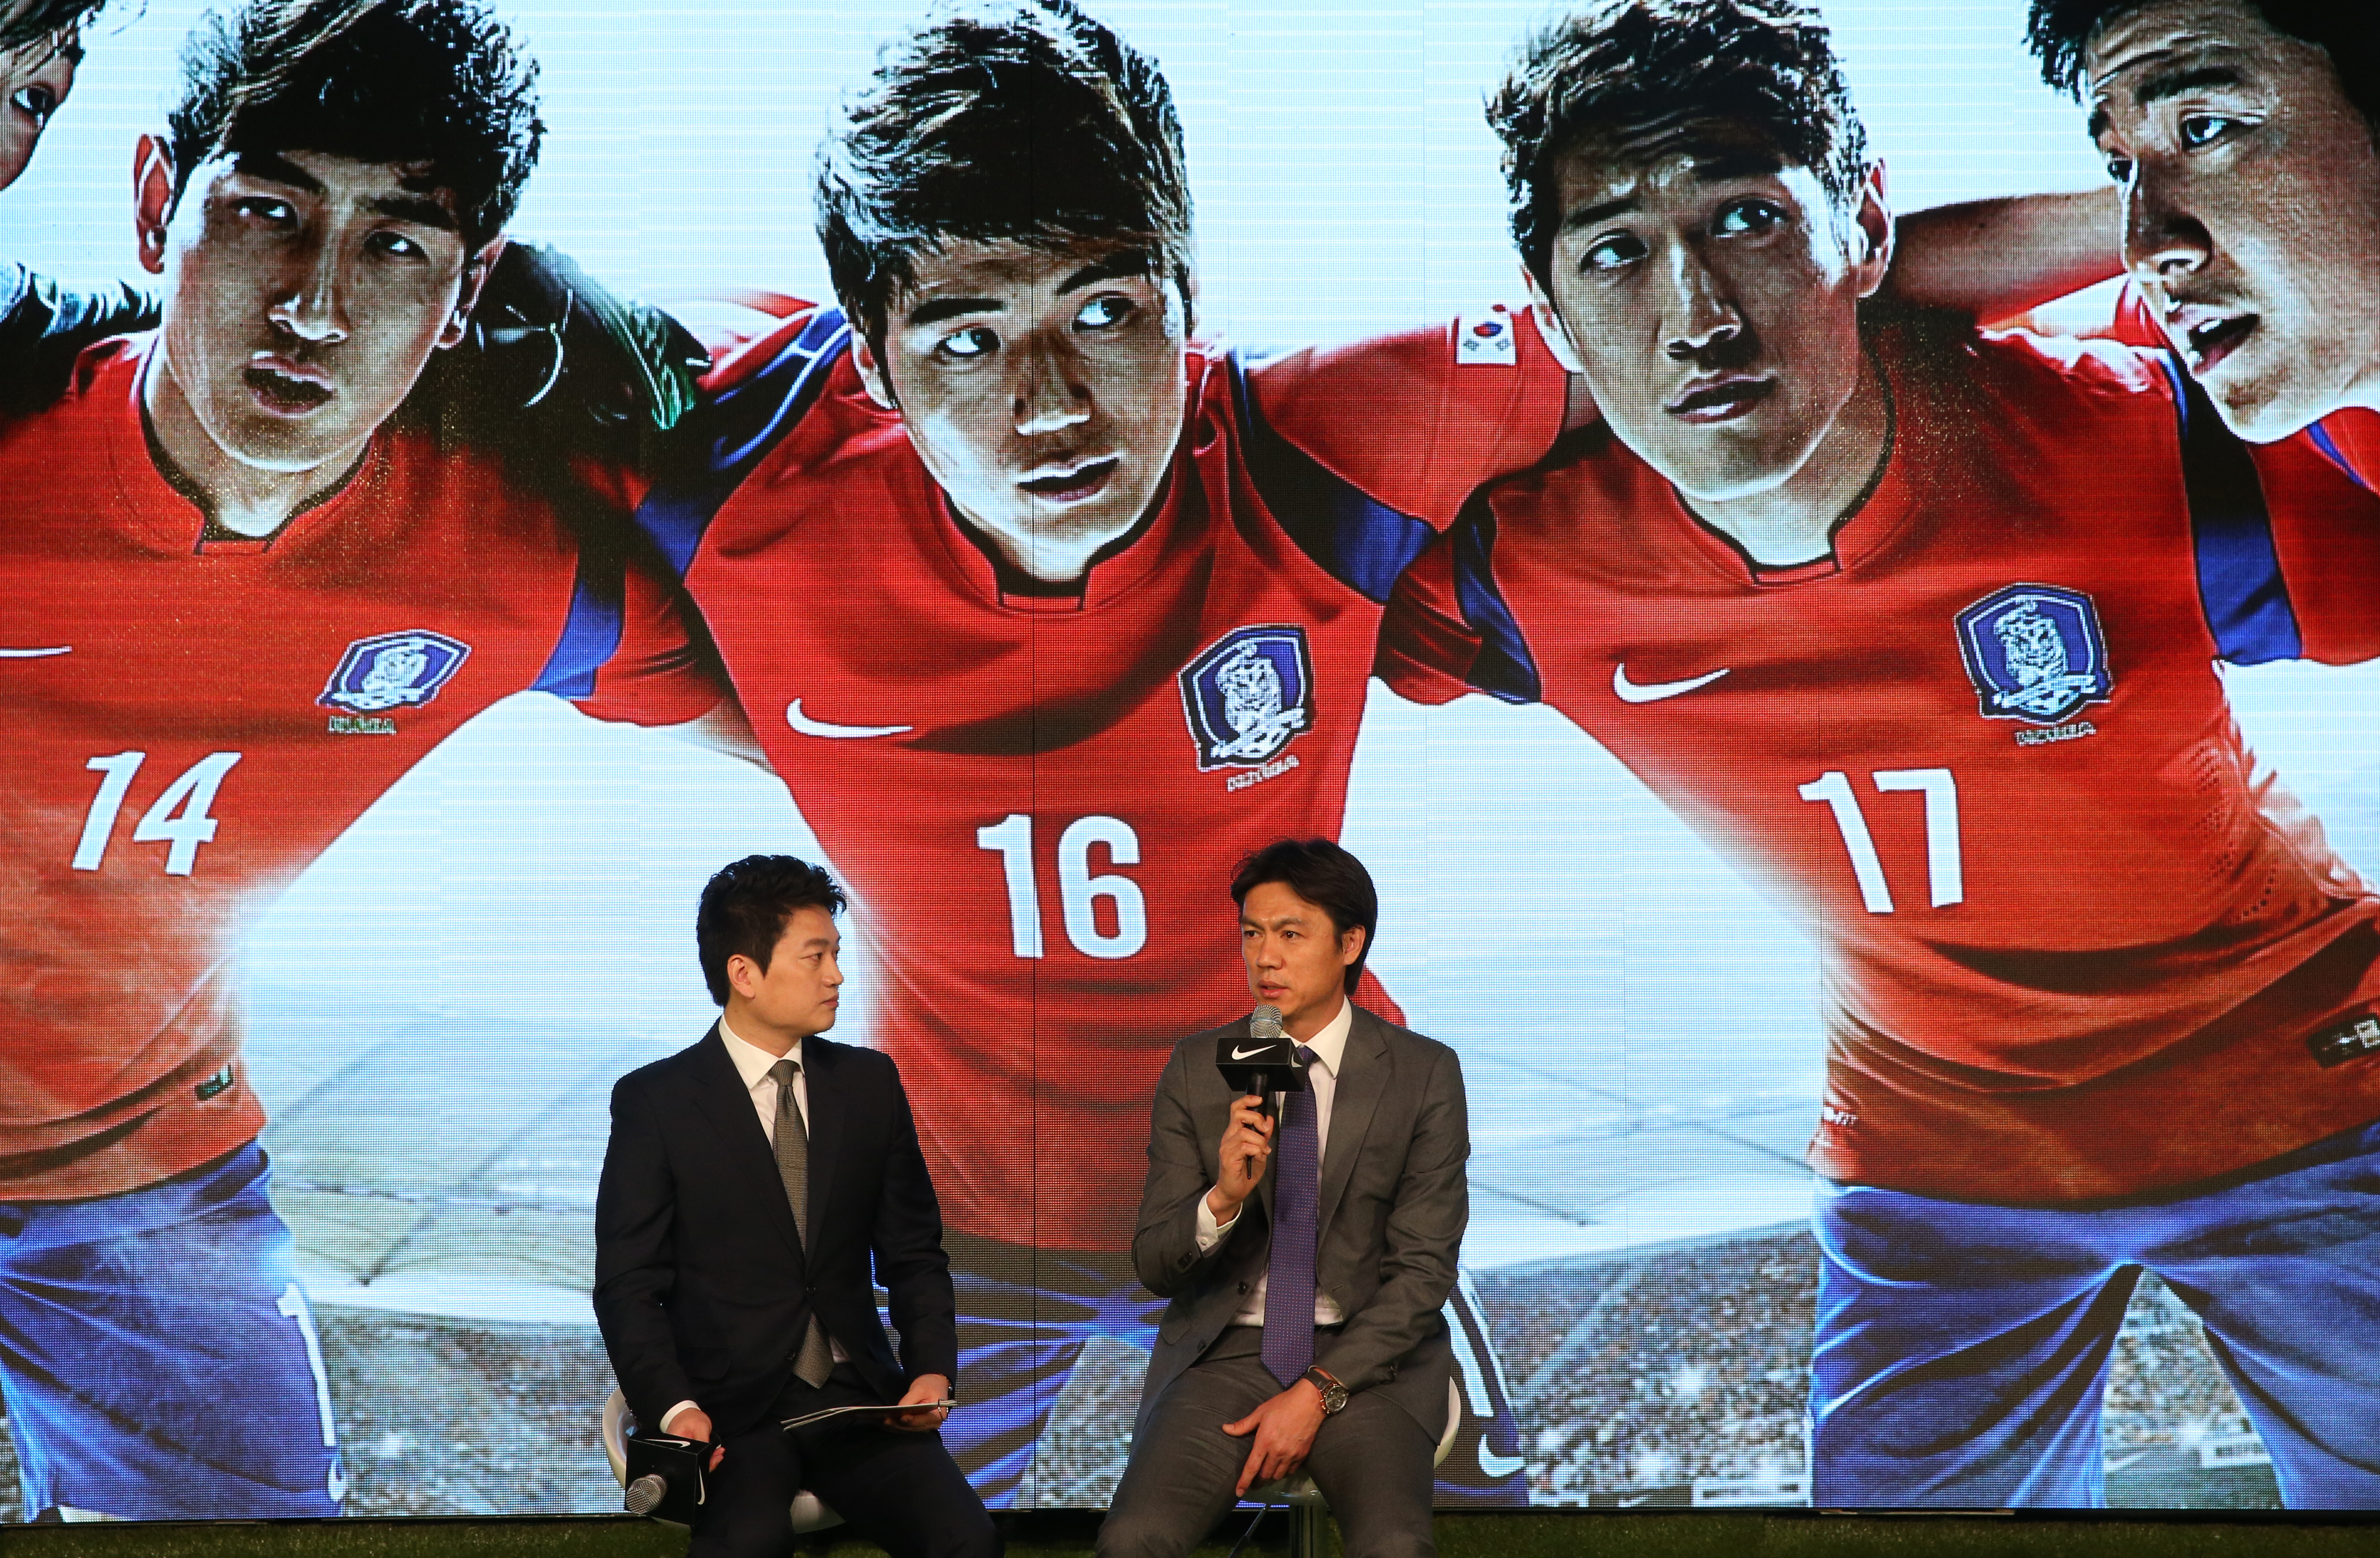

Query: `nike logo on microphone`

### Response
(1611, 663, 1729, 704)
(0, 646, 72, 658)
(1229, 1044, 1280, 1060)
(786, 699, 913, 739)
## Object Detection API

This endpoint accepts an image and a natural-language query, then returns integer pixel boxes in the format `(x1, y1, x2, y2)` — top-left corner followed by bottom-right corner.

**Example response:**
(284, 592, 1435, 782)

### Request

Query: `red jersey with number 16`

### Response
(624, 303, 1565, 1250)
(1373, 324, 2380, 1203)
(0, 339, 716, 1201)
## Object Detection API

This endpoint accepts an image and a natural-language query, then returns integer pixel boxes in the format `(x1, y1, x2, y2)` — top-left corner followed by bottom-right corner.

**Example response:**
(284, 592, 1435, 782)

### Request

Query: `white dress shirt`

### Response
(660, 1016, 841, 1436)
(1193, 995, 1352, 1329)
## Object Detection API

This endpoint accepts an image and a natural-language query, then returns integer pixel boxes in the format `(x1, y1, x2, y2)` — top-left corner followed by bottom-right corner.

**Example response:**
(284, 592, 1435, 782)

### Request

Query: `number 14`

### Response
(1797, 768, 1962, 914)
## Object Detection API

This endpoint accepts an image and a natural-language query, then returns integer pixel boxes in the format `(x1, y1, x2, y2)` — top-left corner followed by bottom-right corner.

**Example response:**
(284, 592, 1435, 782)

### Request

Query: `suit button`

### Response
(1237, 1282, 1250, 1294)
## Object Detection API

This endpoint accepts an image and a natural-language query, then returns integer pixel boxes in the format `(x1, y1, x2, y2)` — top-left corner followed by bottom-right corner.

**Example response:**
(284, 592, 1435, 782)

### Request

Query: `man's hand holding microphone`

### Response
(1206, 1091, 1274, 1229)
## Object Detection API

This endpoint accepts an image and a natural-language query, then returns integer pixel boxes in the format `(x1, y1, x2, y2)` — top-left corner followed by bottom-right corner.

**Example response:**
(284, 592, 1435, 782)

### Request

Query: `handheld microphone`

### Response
(1216, 1003, 1308, 1099)
(624, 1474, 668, 1516)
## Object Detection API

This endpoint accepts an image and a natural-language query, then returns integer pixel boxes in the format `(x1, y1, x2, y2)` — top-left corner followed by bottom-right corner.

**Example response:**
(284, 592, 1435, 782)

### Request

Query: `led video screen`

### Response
(8, 0, 2380, 1522)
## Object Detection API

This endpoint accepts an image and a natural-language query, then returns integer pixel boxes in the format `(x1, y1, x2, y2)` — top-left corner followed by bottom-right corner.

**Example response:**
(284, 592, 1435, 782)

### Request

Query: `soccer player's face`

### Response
(0, 21, 76, 190)
(2086, 0, 2380, 440)
(140, 146, 492, 482)
(855, 240, 1189, 583)
(731, 907, 845, 1041)
(1531, 124, 1884, 508)
(1240, 881, 1362, 1039)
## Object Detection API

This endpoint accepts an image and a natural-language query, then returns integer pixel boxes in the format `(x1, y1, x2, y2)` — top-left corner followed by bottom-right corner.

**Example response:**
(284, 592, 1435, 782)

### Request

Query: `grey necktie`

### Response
(769, 1058, 835, 1388)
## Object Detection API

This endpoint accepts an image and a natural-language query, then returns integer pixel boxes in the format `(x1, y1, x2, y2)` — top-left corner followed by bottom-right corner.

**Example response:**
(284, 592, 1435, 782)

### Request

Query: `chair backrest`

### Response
(1432, 1376, 1462, 1470)
(601, 1388, 633, 1487)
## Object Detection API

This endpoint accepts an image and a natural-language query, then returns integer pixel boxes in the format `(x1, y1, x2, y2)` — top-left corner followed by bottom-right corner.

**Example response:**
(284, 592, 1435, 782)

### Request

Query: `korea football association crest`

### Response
(1954, 584, 2113, 725)
(318, 630, 472, 713)
(1178, 625, 1316, 770)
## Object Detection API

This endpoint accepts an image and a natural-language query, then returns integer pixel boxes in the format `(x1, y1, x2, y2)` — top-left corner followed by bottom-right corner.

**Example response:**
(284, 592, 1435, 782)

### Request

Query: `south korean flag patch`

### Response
(1455, 305, 1519, 366)
(319, 630, 472, 713)
(1178, 625, 1316, 770)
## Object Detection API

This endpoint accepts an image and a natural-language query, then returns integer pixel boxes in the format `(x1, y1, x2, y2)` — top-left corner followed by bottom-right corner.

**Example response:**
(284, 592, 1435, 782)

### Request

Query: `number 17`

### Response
(1797, 768, 1962, 914)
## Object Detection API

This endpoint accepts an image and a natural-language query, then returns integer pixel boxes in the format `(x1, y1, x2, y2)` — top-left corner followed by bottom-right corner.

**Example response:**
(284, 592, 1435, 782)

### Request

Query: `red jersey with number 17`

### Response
(0, 338, 717, 1201)
(1373, 324, 2380, 1203)
(624, 303, 1565, 1251)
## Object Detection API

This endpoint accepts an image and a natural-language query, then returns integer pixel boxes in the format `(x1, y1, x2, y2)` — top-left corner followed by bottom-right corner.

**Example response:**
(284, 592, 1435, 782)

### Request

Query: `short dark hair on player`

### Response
(696, 854, 848, 1007)
(1488, 0, 1871, 288)
(1, 0, 104, 55)
(2026, 0, 2380, 140)
(164, 0, 543, 250)
(1231, 839, 1378, 999)
(815, 0, 1194, 347)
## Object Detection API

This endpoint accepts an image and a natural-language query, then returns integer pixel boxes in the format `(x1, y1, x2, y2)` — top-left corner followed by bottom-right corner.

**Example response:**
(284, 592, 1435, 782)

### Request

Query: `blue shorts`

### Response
(0, 1142, 347, 1519)
(942, 1236, 1527, 1509)
(1810, 1117, 2380, 1508)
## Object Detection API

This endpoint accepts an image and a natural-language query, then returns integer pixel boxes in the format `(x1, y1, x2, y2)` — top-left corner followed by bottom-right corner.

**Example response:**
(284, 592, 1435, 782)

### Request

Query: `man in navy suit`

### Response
(595, 855, 999, 1558)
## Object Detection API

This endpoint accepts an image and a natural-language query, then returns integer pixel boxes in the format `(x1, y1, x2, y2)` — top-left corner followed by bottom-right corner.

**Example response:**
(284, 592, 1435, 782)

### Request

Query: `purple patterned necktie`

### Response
(1261, 1045, 1320, 1387)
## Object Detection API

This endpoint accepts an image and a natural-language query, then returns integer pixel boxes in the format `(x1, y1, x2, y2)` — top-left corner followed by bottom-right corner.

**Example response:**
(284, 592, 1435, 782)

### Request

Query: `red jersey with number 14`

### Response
(626, 303, 1564, 1250)
(1374, 325, 2380, 1203)
(0, 339, 716, 1201)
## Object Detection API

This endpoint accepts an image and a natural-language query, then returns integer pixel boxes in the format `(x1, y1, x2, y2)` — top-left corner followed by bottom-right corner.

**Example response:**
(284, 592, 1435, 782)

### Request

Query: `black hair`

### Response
(1488, 0, 1871, 287)
(696, 854, 847, 1007)
(1, 0, 104, 56)
(2026, 0, 2380, 139)
(815, 0, 1193, 347)
(164, 0, 542, 250)
(1230, 839, 1378, 998)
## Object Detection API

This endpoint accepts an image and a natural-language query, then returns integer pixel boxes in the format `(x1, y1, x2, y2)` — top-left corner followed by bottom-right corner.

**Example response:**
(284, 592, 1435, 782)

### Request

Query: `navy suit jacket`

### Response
(593, 1027, 958, 1438)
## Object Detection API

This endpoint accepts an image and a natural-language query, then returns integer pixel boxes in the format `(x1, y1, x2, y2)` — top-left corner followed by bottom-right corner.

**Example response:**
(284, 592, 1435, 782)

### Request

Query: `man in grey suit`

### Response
(1099, 839, 1466, 1558)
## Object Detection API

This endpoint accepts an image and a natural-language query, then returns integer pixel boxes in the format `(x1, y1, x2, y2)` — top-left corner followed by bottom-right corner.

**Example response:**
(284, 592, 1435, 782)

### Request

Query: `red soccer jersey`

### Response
(1374, 324, 2380, 1203)
(2112, 286, 2380, 493)
(627, 303, 1565, 1250)
(0, 339, 716, 1201)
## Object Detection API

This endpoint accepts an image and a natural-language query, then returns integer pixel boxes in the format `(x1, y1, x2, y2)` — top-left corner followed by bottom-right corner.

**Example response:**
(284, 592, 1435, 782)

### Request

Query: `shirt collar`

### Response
(717, 1013, 801, 1090)
(1300, 996, 1355, 1077)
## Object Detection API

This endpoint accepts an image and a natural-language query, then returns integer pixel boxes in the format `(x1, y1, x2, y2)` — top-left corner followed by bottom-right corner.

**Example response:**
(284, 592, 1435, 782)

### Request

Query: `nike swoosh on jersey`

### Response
(786, 699, 913, 739)
(1611, 663, 1730, 704)
(1477, 1443, 1527, 1479)
(0, 646, 72, 658)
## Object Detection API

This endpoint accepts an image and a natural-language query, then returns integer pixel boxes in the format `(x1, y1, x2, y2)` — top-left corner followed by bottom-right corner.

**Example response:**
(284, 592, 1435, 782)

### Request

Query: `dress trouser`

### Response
(1099, 1326, 1436, 1558)
(688, 1359, 1000, 1558)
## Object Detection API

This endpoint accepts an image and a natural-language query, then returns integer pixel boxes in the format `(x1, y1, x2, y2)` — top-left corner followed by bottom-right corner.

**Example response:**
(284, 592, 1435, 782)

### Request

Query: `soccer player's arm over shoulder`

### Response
(1371, 524, 1495, 706)
(1246, 306, 1587, 526)
(0, 261, 159, 416)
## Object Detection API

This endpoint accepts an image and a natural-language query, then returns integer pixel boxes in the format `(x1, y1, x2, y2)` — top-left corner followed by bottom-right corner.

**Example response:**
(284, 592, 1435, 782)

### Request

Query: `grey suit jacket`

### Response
(1129, 1004, 1468, 1437)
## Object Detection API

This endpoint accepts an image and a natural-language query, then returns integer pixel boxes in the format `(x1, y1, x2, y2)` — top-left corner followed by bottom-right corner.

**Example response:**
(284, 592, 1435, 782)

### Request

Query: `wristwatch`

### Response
(1303, 1366, 1349, 1415)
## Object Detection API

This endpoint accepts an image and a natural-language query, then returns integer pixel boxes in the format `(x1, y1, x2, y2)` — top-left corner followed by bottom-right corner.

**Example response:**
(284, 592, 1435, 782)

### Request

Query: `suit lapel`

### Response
(688, 1025, 805, 1262)
(799, 1037, 844, 1258)
(1316, 1007, 1389, 1238)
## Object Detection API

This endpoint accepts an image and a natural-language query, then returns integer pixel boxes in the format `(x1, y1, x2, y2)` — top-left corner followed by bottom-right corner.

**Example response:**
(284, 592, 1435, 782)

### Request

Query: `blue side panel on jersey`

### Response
(1226, 353, 1434, 604)
(1449, 494, 1541, 705)
(2158, 352, 2301, 665)
(2306, 421, 2374, 494)
(636, 307, 854, 578)
(532, 549, 626, 699)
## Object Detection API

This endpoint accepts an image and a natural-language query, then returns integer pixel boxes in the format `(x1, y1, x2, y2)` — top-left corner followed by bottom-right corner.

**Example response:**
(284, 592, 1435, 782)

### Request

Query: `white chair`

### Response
(601, 1387, 843, 1535)
(1244, 1376, 1465, 1558)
